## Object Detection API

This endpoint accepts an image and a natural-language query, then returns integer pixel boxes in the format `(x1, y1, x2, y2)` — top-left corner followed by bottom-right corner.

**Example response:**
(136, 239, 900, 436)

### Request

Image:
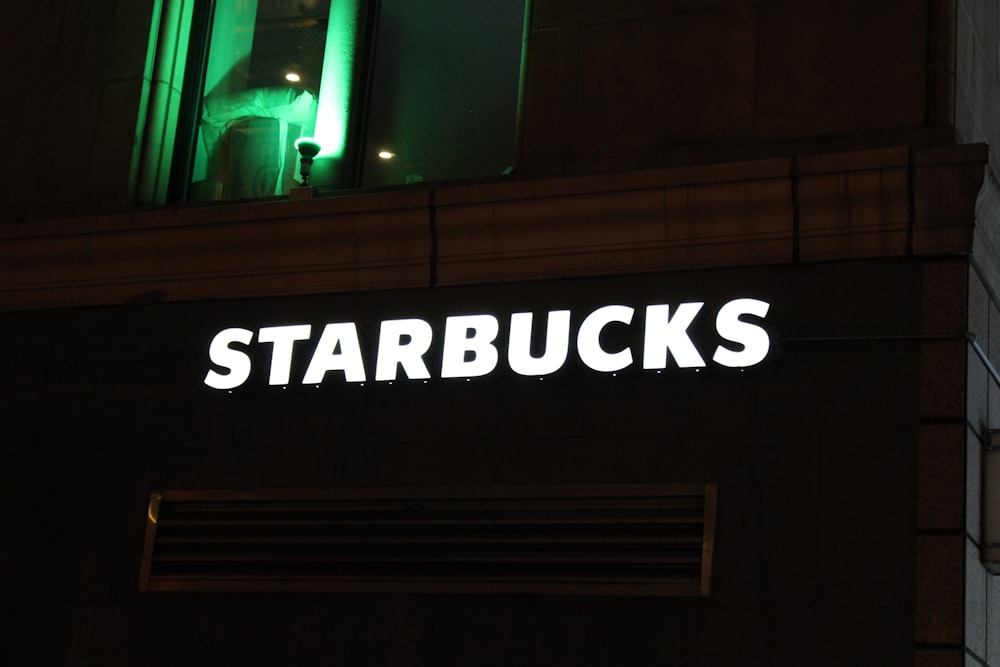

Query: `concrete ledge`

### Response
(0, 145, 986, 311)
(436, 160, 794, 285)
(0, 190, 435, 310)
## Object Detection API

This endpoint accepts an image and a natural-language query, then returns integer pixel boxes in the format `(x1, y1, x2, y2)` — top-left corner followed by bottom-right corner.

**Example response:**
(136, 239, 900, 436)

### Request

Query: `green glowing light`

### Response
(313, 0, 360, 159)
(133, 0, 196, 204)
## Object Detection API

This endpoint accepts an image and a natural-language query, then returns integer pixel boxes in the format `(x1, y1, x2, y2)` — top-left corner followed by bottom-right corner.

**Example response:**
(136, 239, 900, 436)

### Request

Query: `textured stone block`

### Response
(756, 0, 925, 139)
(989, 570, 1000, 665)
(926, 0, 956, 126)
(757, 343, 917, 431)
(966, 538, 988, 662)
(436, 164, 793, 285)
(532, 0, 644, 29)
(108, 0, 156, 81)
(89, 79, 146, 205)
(575, 11, 756, 157)
(797, 155, 910, 261)
(919, 340, 967, 420)
(38, 84, 104, 212)
(0, 191, 434, 309)
(770, 607, 913, 666)
(1, 601, 78, 666)
(988, 295, 1000, 387)
(0, 368, 44, 453)
(967, 426, 983, 543)
(915, 534, 964, 645)
(968, 267, 990, 345)
(918, 424, 966, 531)
(0, 451, 127, 600)
(817, 429, 916, 606)
(678, 607, 770, 667)
(912, 146, 987, 255)
(0, 4, 65, 93)
(519, 27, 580, 163)
(915, 648, 964, 667)
(748, 432, 822, 606)
(514, 604, 683, 665)
(968, 344, 990, 438)
(921, 260, 968, 334)
(57, 2, 118, 85)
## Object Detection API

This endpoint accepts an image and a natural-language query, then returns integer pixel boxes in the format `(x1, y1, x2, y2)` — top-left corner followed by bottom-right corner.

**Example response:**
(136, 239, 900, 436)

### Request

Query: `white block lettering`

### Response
(642, 302, 706, 369)
(302, 322, 367, 383)
(204, 327, 254, 390)
(259, 325, 312, 385)
(441, 314, 500, 378)
(507, 310, 571, 376)
(375, 318, 433, 381)
(713, 298, 771, 367)
(577, 305, 634, 372)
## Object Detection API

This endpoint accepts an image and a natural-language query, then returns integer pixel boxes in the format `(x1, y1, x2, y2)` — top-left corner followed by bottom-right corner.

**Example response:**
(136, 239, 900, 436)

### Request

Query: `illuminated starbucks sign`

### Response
(204, 298, 771, 390)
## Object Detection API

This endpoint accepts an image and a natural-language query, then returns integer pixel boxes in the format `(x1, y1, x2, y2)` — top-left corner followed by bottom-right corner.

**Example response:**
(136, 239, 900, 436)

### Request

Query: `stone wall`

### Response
(957, 0, 1000, 665)
(518, 0, 949, 176)
(0, 1, 155, 222)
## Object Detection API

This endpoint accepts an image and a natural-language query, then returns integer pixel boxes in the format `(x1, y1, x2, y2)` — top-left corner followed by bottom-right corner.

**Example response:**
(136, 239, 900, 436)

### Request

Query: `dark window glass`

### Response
(361, 0, 525, 188)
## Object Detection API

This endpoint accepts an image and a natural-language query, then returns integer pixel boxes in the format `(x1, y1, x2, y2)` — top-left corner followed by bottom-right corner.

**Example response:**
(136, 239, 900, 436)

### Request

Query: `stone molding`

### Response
(0, 144, 986, 311)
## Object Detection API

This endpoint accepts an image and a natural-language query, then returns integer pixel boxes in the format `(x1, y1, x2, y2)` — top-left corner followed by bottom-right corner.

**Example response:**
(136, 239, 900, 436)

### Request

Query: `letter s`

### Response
(204, 327, 254, 389)
(712, 299, 770, 368)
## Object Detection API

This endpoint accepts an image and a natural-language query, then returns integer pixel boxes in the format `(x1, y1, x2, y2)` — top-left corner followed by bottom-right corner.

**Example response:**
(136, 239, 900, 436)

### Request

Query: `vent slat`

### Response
(140, 485, 716, 596)
(156, 517, 705, 528)
(154, 537, 704, 546)
(158, 508, 701, 526)
(151, 554, 705, 564)
(147, 569, 705, 585)
(151, 546, 706, 563)
(165, 499, 705, 512)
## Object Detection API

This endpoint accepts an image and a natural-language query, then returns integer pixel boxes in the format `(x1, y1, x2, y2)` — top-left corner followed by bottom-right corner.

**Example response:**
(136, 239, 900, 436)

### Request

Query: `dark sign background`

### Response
(0, 258, 922, 665)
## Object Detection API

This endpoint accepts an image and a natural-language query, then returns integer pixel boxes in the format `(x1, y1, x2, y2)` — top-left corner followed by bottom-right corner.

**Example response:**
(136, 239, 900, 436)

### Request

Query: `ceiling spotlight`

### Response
(377, 150, 395, 160)
(285, 72, 301, 83)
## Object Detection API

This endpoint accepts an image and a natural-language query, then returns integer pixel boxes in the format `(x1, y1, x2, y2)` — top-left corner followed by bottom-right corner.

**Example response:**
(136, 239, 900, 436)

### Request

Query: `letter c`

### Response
(577, 305, 634, 372)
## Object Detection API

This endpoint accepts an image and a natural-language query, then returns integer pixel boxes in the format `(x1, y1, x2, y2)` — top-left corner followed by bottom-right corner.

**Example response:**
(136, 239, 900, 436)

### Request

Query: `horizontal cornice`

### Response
(0, 144, 986, 311)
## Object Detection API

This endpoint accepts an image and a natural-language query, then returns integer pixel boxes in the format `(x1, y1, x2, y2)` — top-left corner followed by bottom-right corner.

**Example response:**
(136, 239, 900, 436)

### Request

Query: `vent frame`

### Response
(140, 483, 717, 596)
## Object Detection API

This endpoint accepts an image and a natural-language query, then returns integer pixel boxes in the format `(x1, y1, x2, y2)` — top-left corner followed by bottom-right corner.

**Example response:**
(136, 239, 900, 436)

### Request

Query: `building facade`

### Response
(1, 1, 999, 665)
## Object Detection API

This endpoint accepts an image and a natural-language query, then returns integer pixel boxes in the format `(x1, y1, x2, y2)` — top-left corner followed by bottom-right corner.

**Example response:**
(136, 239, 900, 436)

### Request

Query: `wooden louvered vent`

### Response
(140, 484, 716, 596)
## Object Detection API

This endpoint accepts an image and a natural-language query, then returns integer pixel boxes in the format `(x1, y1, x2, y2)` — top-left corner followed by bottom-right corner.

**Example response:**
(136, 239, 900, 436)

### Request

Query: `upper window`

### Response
(134, 0, 527, 203)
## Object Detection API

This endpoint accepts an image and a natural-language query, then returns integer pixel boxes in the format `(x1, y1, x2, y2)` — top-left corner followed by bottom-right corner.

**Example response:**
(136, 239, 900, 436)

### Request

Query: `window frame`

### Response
(132, 0, 530, 206)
